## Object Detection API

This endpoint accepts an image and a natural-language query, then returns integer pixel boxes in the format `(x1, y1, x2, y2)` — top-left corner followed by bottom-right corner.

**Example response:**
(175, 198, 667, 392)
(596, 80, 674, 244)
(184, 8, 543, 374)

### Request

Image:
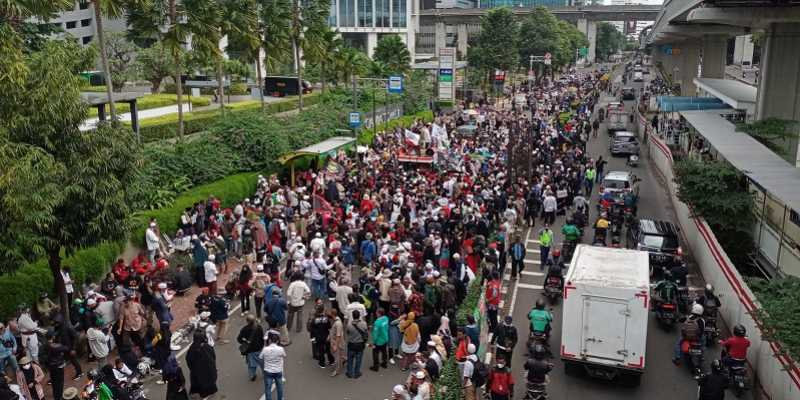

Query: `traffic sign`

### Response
(544, 52, 552, 65)
(348, 111, 361, 128)
(579, 47, 588, 57)
(388, 75, 403, 94)
(439, 68, 453, 82)
(438, 47, 455, 101)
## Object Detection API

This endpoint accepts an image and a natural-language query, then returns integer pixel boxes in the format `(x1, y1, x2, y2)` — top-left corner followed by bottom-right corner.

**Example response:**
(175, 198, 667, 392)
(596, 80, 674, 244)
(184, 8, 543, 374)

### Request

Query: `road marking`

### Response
(521, 271, 545, 277)
(527, 239, 541, 244)
(523, 259, 541, 265)
(176, 302, 242, 359)
(517, 283, 544, 290)
(526, 249, 541, 254)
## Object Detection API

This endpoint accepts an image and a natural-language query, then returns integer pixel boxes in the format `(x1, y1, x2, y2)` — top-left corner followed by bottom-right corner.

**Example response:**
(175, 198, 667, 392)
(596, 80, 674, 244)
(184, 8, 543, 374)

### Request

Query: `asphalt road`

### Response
(144, 65, 754, 400)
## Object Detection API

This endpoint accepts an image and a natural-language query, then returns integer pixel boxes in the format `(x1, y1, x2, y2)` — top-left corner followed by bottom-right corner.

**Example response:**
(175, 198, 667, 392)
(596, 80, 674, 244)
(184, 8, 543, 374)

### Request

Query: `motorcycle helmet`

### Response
(710, 360, 722, 373)
(691, 303, 704, 316)
(552, 248, 561, 257)
(733, 324, 746, 337)
(535, 299, 545, 310)
(705, 284, 714, 294)
(532, 344, 547, 360)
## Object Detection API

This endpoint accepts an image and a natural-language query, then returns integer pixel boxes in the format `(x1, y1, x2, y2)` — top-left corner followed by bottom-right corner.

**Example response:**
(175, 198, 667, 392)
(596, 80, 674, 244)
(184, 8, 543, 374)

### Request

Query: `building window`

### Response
(328, 0, 337, 26)
(376, 0, 390, 27)
(339, 0, 355, 27)
(66, 21, 77, 29)
(79, 2, 90, 10)
(359, 0, 373, 28)
(82, 35, 93, 45)
(392, 0, 406, 27)
(81, 18, 92, 27)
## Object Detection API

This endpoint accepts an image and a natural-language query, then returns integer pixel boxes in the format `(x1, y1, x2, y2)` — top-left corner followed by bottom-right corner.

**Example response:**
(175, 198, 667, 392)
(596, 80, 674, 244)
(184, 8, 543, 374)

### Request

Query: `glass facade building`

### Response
(478, 0, 568, 7)
(330, 0, 406, 28)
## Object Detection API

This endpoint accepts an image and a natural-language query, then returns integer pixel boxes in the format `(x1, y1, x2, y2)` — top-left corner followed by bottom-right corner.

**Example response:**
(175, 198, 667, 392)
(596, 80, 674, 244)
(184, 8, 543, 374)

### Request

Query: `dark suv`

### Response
(628, 219, 682, 272)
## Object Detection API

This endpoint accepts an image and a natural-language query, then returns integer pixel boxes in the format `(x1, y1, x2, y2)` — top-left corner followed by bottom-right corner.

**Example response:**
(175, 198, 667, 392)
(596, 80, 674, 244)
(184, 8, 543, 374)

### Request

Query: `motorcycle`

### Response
(684, 341, 704, 378)
(543, 276, 562, 305)
(527, 331, 551, 357)
(724, 356, 749, 397)
(654, 301, 678, 329)
(703, 304, 720, 347)
(676, 286, 690, 314)
(523, 382, 548, 400)
(562, 241, 577, 262)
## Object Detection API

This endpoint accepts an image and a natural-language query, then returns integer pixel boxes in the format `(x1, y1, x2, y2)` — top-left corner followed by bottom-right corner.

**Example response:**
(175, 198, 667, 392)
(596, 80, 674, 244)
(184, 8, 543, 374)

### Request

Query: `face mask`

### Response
(497, 364, 505, 369)
(22, 364, 31, 370)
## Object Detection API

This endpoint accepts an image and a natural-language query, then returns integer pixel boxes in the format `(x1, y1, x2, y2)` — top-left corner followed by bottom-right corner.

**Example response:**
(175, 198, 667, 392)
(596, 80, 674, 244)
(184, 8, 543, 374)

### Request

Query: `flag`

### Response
(404, 129, 420, 147)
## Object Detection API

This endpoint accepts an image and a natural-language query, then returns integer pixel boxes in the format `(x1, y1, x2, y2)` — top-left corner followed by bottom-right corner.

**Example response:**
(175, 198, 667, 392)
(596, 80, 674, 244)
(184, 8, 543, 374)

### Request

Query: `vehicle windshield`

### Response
(642, 234, 679, 249)
(604, 178, 628, 190)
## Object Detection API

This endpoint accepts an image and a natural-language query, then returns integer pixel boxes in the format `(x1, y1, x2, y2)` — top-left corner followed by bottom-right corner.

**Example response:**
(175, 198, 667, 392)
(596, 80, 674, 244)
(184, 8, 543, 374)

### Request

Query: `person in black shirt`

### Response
(45, 333, 69, 400)
(698, 360, 728, 400)
(307, 303, 334, 368)
(236, 314, 264, 381)
(492, 316, 518, 364)
(524, 345, 552, 386)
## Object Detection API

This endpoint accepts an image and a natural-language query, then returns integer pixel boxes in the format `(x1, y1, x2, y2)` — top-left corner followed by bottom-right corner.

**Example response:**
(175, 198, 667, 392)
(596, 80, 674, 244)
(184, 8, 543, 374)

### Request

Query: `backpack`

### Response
(681, 318, 700, 341)
(471, 359, 490, 387)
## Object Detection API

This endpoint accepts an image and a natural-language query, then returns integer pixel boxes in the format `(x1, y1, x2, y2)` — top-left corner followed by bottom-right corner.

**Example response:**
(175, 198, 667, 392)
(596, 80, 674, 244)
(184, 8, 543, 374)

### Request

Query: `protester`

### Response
(186, 331, 218, 399)
(237, 314, 265, 382)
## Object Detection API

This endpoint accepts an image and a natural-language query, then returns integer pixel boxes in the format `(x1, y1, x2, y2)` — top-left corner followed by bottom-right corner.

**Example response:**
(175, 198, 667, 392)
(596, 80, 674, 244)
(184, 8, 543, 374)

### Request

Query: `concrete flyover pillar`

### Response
(733, 34, 754, 66)
(756, 23, 800, 122)
(435, 21, 446, 57)
(701, 34, 727, 79)
(367, 32, 378, 59)
(677, 41, 700, 96)
(576, 18, 596, 63)
(457, 24, 468, 58)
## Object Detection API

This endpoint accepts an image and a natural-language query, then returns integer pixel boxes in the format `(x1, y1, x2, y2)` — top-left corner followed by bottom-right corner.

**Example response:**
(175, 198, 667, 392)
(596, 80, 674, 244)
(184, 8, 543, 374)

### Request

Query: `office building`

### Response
(37, 1, 126, 46)
(478, 0, 568, 7)
(328, 0, 415, 59)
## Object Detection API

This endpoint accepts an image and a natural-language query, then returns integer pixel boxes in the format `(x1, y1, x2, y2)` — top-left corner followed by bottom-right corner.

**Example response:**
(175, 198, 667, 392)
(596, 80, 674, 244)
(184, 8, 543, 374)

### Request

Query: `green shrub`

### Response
(358, 110, 434, 145)
(748, 276, 800, 364)
(0, 241, 124, 320)
(433, 357, 462, 400)
(229, 82, 249, 95)
(456, 278, 483, 327)
(132, 173, 260, 247)
(87, 94, 211, 118)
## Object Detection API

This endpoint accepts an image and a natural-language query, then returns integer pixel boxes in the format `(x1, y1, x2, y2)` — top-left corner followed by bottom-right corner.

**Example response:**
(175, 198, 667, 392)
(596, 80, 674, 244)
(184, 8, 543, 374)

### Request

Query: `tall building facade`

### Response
(328, 0, 415, 60)
(39, 1, 126, 47)
(478, 0, 568, 7)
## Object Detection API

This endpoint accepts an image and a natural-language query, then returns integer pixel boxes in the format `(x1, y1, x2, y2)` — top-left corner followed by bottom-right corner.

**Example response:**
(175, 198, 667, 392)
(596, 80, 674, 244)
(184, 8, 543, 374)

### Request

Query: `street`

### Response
(143, 67, 753, 400)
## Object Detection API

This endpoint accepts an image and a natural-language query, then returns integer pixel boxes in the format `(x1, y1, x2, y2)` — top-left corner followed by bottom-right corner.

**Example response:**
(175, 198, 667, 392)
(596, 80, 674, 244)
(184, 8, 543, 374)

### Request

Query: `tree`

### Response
(259, 0, 293, 92)
(468, 7, 518, 85)
(402, 70, 433, 115)
(304, 27, 343, 93)
(737, 118, 799, 158)
(100, 31, 140, 92)
(0, 0, 73, 29)
(596, 22, 625, 61)
(225, 0, 263, 109)
(293, 0, 331, 111)
(334, 46, 369, 85)
(0, 39, 139, 317)
(555, 20, 588, 70)
(373, 35, 411, 76)
(135, 41, 180, 93)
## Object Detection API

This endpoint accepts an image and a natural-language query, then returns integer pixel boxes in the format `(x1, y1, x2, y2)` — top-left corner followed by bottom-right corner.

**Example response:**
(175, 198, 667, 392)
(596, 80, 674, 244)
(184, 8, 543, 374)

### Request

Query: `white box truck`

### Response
(560, 245, 650, 386)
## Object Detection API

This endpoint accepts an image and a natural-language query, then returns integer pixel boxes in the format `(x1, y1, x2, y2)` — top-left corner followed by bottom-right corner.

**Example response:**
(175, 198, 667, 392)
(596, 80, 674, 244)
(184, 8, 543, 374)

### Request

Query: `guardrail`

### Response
(635, 111, 799, 400)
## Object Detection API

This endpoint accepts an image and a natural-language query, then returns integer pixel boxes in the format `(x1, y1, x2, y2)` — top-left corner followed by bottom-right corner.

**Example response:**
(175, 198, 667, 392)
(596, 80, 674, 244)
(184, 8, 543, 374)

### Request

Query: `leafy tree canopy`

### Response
(373, 35, 411, 76)
(470, 7, 518, 73)
(596, 22, 625, 61)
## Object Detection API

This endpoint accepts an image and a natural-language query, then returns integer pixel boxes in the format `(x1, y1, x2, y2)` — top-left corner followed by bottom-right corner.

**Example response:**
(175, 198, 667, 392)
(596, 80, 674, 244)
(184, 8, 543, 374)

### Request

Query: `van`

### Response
(610, 131, 640, 156)
(607, 102, 628, 133)
(600, 170, 640, 199)
(634, 71, 644, 82)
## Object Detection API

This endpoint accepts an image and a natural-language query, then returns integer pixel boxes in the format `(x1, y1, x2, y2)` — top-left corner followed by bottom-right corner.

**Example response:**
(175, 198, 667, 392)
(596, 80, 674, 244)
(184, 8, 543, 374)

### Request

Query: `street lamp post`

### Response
(529, 55, 534, 91)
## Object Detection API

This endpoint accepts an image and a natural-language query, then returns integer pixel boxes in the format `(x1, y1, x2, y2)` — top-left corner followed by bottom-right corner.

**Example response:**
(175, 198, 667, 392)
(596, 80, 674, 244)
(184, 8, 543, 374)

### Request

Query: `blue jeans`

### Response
(0, 355, 18, 375)
(346, 345, 364, 377)
(246, 352, 262, 379)
(263, 372, 284, 400)
(540, 246, 550, 271)
(311, 278, 327, 300)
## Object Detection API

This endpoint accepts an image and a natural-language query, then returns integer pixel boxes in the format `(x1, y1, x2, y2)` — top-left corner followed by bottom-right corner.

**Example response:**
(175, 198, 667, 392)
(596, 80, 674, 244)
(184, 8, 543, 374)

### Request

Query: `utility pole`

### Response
(292, 0, 304, 111)
(529, 55, 534, 91)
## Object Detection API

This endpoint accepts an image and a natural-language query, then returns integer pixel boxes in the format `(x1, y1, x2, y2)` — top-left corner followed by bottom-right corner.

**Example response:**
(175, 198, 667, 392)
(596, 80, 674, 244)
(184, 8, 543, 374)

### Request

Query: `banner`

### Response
(405, 129, 420, 146)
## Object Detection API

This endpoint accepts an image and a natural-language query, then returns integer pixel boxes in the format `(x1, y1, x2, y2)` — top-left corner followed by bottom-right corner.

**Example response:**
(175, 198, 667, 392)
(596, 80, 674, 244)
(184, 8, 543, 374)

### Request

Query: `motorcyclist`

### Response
(672, 303, 706, 365)
(669, 261, 689, 288)
(652, 270, 680, 308)
(719, 324, 751, 370)
(623, 190, 637, 216)
(593, 213, 610, 245)
(696, 284, 722, 314)
(528, 299, 553, 342)
(523, 344, 552, 389)
(697, 360, 728, 400)
(561, 219, 581, 247)
(544, 252, 565, 291)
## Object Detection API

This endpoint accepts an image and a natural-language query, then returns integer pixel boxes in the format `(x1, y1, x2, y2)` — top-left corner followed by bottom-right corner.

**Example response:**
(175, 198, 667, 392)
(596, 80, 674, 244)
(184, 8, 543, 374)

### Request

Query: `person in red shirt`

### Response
(131, 253, 151, 276)
(485, 271, 502, 333)
(487, 356, 515, 400)
(112, 258, 130, 283)
(720, 324, 751, 369)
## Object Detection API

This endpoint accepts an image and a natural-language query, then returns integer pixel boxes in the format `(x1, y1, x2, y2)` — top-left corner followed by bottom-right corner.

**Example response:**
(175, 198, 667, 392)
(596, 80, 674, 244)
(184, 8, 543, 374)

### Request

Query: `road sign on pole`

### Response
(388, 75, 403, 94)
(544, 52, 552, 65)
(438, 47, 455, 101)
(348, 111, 361, 128)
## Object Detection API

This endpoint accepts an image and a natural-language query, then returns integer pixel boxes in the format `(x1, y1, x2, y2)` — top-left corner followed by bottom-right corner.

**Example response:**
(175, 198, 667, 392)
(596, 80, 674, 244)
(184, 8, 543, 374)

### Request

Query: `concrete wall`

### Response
(635, 112, 800, 400)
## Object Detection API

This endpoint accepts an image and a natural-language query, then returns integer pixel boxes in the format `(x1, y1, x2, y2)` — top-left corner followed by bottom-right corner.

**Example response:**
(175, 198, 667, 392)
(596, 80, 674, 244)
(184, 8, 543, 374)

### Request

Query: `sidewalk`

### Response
(725, 64, 759, 86)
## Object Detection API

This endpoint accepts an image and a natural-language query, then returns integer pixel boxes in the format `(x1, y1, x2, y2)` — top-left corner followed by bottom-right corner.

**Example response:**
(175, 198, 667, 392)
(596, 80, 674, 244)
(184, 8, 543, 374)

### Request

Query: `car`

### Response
(628, 218, 683, 272)
(599, 66, 610, 73)
(633, 71, 644, 82)
(610, 131, 640, 156)
(599, 170, 640, 200)
(621, 87, 636, 100)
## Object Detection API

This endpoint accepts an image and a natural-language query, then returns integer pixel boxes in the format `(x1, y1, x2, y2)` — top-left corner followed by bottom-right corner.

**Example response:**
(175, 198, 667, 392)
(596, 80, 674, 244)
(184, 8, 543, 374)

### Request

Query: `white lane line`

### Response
(527, 239, 541, 244)
(521, 271, 545, 277)
(509, 228, 530, 314)
(176, 302, 242, 359)
(517, 283, 544, 290)
(523, 259, 541, 265)
(501, 286, 508, 294)
(526, 249, 541, 254)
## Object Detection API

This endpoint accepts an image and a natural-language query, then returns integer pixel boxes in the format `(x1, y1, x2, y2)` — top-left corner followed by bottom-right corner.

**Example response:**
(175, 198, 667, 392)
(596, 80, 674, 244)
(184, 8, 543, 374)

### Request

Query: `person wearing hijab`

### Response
(186, 331, 218, 399)
(398, 312, 420, 371)
(162, 354, 189, 400)
(15, 357, 45, 400)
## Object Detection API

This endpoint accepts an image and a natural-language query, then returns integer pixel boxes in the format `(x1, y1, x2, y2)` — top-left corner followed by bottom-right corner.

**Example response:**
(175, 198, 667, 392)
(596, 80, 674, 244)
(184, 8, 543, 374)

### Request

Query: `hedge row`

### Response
(0, 241, 125, 320)
(134, 93, 322, 143)
(132, 172, 260, 247)
(88, 94, 211, 118)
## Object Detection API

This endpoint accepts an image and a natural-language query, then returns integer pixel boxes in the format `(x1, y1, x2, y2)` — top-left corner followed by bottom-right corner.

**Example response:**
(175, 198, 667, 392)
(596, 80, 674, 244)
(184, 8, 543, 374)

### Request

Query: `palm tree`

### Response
(90, 0, 143, 121)
(183, 0, 225, 112)
(304, 27, 342, 93)
(226, 0, 263, 110)
(335, 46, 369, 86)
(372, 34, 411, 76)
(0, 0, 73, 29)
(258, 0, 292, 97)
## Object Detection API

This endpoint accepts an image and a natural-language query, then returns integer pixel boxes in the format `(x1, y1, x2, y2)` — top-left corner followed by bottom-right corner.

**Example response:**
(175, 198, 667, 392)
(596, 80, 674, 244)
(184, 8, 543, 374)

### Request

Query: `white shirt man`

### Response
(259, 341, 286, 374)
(542, 193, 558, 213)
(204, 256, 218, 285)
(285, 280, 311, 308)
(309, 233, 326, 255)
(145, 223, 160, 261)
